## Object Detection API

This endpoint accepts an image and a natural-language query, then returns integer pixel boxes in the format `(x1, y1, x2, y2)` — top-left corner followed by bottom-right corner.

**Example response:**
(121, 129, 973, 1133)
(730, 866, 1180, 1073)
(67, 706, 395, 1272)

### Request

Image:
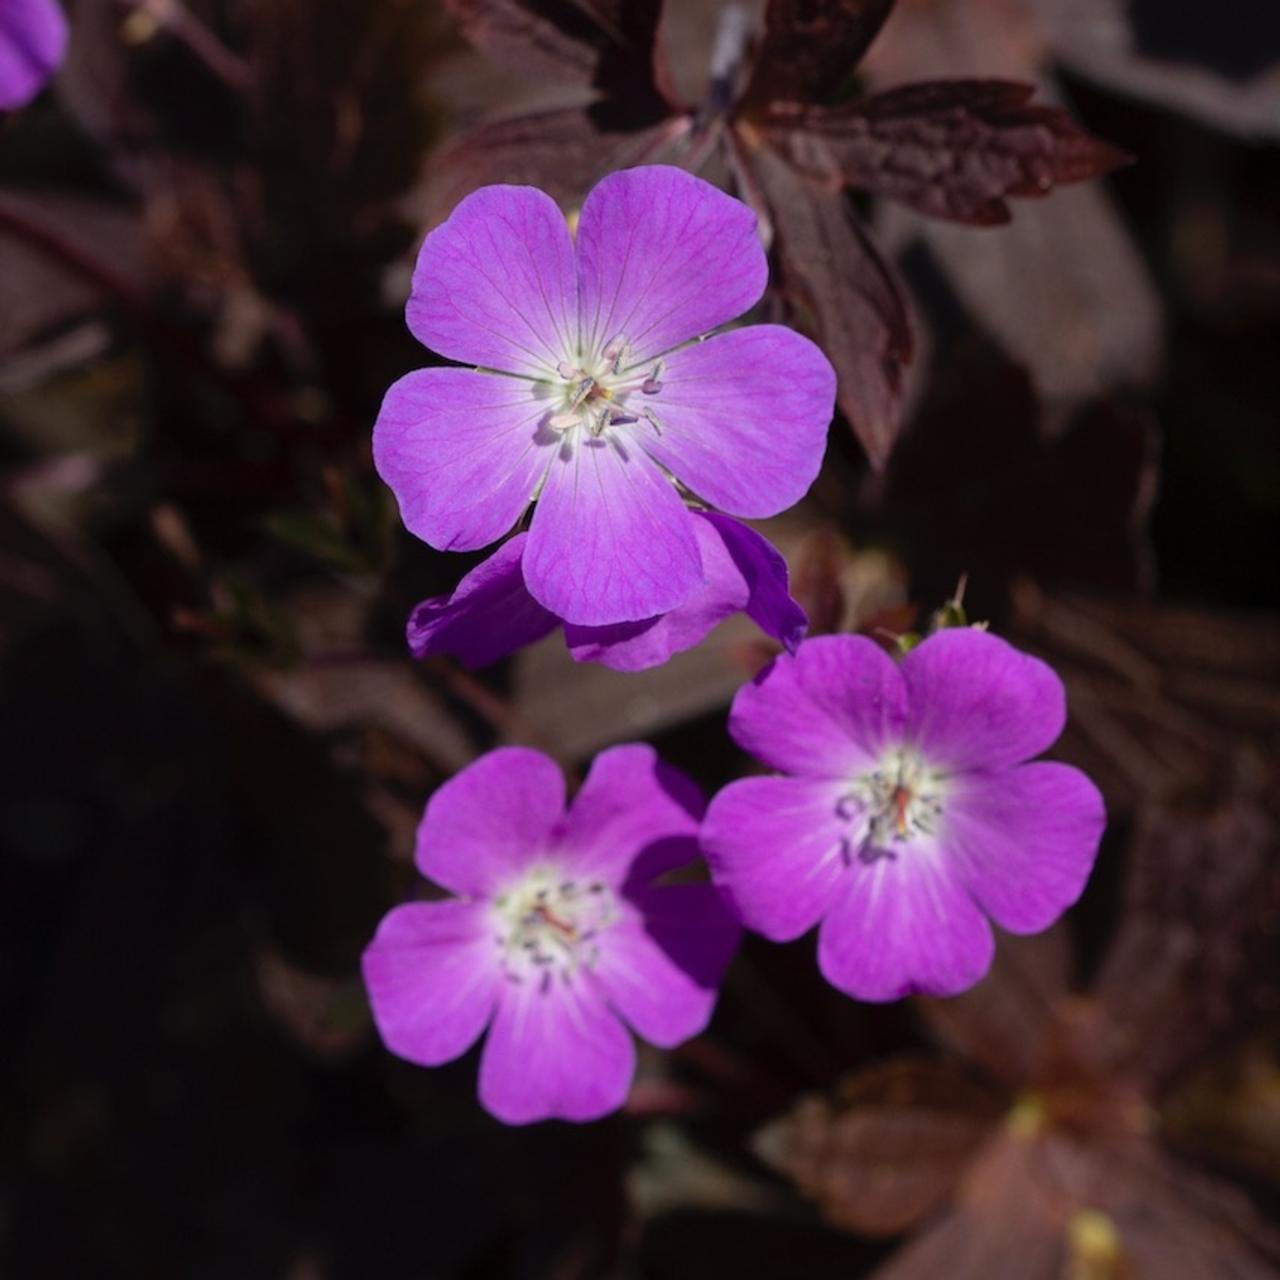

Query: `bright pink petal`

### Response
(362, 900, 498, 1066)
(944, 763, 1106, 933)
(902, 629, 1066, 771)
(478, 978, 635, 1124)
(596, 886, 740, 1047)
(553, 744, 704, 888)
(728, 635, 908, 777)
(407, 184, 575, 377)
(701, 776, 850, 942)
(0, 0, 66, 110)
(406, 534, 559, 668)
(641, 326, 835, 517)
(575, 166, 766, 364)
(523, 432, 701, 625)
(416, 747, 565, 896)
(373, 368, 553, 552)
(817, 851, 994, 1001)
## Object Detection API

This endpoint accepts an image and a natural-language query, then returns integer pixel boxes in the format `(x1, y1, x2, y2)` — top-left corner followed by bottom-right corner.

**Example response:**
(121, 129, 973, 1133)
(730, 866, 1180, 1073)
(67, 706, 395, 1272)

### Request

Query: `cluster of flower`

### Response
(365, 166, 1106, 1124)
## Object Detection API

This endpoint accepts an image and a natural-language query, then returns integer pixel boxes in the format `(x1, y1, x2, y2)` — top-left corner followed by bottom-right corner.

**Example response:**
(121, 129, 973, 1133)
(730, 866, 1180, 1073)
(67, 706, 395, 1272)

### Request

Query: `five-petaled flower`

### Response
(701, 628, 1105, 1001)
(0, 0, 67, 110)
(362, 744, 740, 1124)
(374, 164, 836, 628)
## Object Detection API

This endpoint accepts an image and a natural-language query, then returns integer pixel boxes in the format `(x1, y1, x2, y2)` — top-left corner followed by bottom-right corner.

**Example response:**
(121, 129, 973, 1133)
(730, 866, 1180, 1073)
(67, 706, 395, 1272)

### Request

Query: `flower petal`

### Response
(728, 635, 908, 777)
(478, 977, 635, 1124)
(596, 886, 740, 1047)
(576, 166, 767, 364)
(362, 900, 498, 1066)
(406, 534, 559, 668)
(817, 850, 994, 1001)
(523, 432, 702, 625)
(562, 512, 804, 671)
(701, 776, 850, 942)
(374, 368, 553, 552)
(640, 326, 835, 517)
(902, 628, 1066, 771)
(552, 744, 704, 888)
(407, 184, 576, 377)
(416, 747, 565, 896)
(0, 0, 67, 110)
(943, 763, 1106, 933)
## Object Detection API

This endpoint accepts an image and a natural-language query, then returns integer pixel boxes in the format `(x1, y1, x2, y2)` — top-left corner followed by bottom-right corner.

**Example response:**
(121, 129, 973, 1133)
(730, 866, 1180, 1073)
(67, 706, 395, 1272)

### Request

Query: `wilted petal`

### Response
(642, 326, 835, 518)
(902, 628, 1066, 771)
(704, 513, 808, 654)
(478, 978, 635, 1124)
(523, 433, 701, 625)
(576, 166, 766, 364)
(362, 900, 498, 1067)
(373, 368, 552, 552)
(406, 534, 559, 668)
(729, 635, 908, 777)
(701, 776, 850, 942)
(944, 762, 1106, 933)
(0, 0, 67, 110)
(406, 184, 575, 377)
(416, 747, 565, 895)
(817, 851, 994, 1001)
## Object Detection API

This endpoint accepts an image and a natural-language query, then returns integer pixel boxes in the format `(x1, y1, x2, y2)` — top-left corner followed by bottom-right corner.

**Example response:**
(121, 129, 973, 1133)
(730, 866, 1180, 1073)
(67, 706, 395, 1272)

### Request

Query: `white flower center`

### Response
(835, 746, 948, 864)
(547, 334, 665, 439)
(491, 868, 617, 991)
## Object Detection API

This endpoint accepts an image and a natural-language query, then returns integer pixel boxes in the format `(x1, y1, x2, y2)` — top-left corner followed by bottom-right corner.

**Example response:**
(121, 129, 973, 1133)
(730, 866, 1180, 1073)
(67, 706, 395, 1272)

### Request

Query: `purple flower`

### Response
(701, 629, 1105, 1002)
(363, 744, 740, 1124)
(0, 0, 66, 110)
(374, 164, 836, 628)
(406, 510, 807, 673)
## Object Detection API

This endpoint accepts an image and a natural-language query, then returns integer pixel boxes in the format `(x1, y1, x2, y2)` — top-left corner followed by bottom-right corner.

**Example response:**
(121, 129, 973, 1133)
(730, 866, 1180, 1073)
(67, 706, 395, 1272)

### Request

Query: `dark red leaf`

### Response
(739, 138, 913, 469)
(763, 79, 1129, 225)
(739, 0, 897, 108)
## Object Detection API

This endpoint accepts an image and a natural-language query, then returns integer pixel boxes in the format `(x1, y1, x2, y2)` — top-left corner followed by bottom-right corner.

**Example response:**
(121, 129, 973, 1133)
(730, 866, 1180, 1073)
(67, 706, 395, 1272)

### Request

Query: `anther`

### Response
(557, 360, 579, 379)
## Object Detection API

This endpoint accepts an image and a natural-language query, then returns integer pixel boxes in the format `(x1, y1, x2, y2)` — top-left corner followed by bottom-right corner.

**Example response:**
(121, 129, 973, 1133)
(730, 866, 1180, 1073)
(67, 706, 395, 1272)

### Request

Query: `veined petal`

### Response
(478, 977, 635, 1124)
(817, 849, 994, 1002)
(641, 326, 835, 518)
(701, 776, 850, 942)
(362, 900, 498, 1067)
(407, 184, 576, 378)
(416, 747, 565, 896)
(523, 432, 702, 626)
(373, 368, 554, 552)
(0, 0, 67, 110)
(406, 534, 559, 668)
(729, 635, 908, 777)
(902, 629, 1066, 771)
(576, 166, 766, 365)
(943, 762, 1106, 933)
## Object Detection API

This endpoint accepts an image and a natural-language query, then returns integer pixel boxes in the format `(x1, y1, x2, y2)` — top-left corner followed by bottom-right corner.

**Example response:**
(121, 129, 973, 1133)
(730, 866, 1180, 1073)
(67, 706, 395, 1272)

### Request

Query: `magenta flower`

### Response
(363, 745, 740, 1124)
(374, 164, 836, 628)
(405, 511, 806, 673)
(0, 0, 66, 110)
(701, 629, 1105, 1002)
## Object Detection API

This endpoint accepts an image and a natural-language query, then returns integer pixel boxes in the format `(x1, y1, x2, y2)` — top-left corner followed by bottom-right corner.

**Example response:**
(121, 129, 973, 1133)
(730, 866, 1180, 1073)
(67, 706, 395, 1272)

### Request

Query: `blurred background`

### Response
(1, 1, 1278, 1276)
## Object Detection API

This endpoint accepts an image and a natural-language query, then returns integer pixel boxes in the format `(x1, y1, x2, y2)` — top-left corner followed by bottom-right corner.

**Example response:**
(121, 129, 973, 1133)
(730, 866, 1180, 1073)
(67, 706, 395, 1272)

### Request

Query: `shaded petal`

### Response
(553, 744, 703, 889)
(362, 900, 498, 1066)
(817, 851, 994, 1001)
(563, 512, 805, 671)
(701, 776, 850, 942)
(478, 977, 635, 1124)
(576, 166, 766, 364)
(406, 534, 559, 668)
(373, 368, 553, 552)
(641, 326, 835, 517)
(523, 433, 701, 626)
(416, 747, 565, 895)
(943, 763, 1105, 934)
(407, 184, 575, 377)
(0, 0, 66, 110)
(902, 628, 1066, 771)
(596, 886, 740, 1047)
(729, 635, 908, 777)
